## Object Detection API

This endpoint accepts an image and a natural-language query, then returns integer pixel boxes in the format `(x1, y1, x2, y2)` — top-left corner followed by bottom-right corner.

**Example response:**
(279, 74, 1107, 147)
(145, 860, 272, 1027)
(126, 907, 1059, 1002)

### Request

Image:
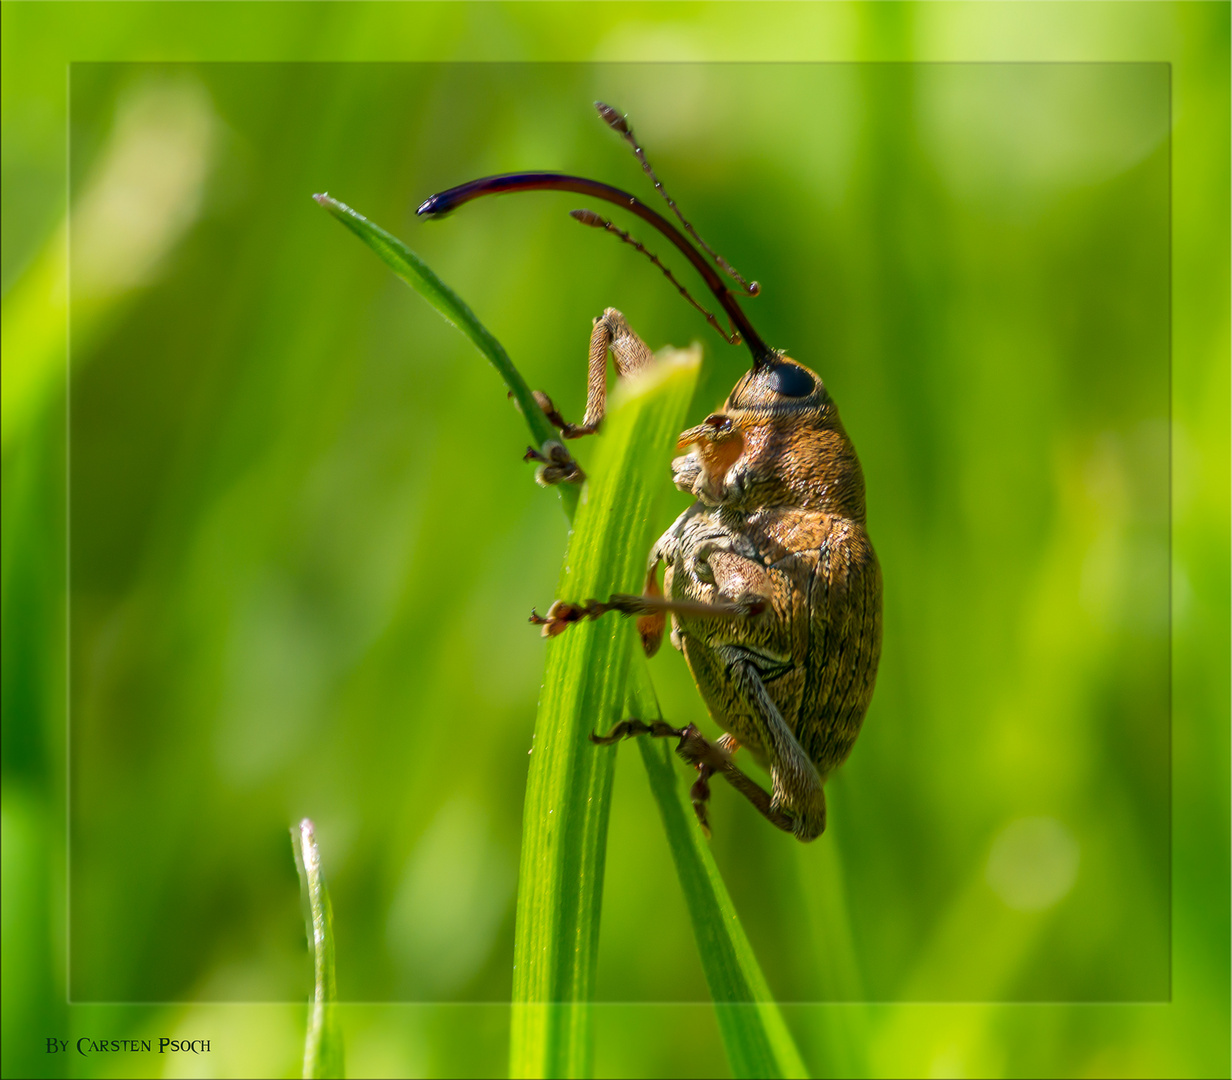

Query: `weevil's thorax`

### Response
(678, 358, 868, 522)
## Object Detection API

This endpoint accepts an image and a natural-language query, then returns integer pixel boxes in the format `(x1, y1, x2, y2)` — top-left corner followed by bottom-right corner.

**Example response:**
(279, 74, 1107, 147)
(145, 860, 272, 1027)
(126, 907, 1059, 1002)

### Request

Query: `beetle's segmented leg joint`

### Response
(674, 723, 732, 771)
(589, 718, 687, 745)
(689, 770, 713, 839)
(673, 722, 734, 839)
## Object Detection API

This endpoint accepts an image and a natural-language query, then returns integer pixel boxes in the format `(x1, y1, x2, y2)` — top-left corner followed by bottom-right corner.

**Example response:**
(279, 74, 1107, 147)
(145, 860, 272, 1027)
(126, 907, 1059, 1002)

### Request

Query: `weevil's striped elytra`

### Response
(419, 103, 882, 842)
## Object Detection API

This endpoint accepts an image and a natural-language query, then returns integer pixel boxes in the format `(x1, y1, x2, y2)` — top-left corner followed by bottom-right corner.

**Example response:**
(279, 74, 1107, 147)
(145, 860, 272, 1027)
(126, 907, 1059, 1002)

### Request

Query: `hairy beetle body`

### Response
(640, 359, 882, 840)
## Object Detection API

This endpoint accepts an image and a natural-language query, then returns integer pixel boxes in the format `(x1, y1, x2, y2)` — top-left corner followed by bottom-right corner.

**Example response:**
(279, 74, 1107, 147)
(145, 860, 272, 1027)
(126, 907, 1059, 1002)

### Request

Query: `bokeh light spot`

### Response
(986, 816, 1080, 912)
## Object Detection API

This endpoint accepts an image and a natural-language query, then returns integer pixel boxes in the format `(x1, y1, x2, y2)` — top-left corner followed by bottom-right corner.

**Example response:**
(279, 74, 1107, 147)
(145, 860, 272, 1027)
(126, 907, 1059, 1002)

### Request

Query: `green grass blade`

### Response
(629, 664, 809, 1079)
(312, 200, 804, 1076)
(510, 348, 701, 1079)
(313, 193, 577, 518)
(292, 818, 345, 1080)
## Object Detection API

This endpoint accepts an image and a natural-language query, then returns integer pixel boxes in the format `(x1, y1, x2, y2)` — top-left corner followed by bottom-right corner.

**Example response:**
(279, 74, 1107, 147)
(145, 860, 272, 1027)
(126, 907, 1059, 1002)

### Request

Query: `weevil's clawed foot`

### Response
(690, 770, 713, 839)
(524, 441, 585, 486)
(529, 598, 607, 638)
(590, 718, 686, 745)
(533, 391, 599, 440)
(675, 723, 731, 839)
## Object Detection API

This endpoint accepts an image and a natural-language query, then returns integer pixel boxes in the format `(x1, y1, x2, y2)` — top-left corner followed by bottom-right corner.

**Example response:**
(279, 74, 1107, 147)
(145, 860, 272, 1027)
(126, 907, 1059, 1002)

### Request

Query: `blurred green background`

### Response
(3, 4, 1227, 1079)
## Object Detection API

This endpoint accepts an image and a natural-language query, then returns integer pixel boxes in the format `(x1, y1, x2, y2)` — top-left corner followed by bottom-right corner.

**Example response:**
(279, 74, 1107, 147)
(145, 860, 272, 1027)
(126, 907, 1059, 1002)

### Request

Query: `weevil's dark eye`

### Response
(768, 364, 814, 398)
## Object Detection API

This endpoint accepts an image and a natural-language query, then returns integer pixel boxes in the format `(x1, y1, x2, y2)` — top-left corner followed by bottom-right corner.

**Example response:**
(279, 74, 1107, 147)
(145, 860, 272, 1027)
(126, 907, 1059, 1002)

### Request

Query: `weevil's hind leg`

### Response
(674, 723, 799, 837)
(533, 309, 655, 440)
(688, 763, 714, 838)
(590, 718, 685, 745)
(693, 734, 739, 834)
(587, 717, 786, 840)
(687, 733, 742, 835)
(715, 652, 827, 841)
(588, 717, 719, 837)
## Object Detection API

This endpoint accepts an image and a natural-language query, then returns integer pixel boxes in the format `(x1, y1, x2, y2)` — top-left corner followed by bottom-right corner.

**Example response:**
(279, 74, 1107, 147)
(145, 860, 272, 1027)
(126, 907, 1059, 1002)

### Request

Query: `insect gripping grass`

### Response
(419, 103, 882, 842)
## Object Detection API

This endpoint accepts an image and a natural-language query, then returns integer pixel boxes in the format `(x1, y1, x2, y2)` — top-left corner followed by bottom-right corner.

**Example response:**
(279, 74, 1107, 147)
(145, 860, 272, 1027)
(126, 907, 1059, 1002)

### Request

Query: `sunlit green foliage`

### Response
(318, 197, 809, 1074)
(2, 5, 1228, 1078)
(315, 197, 806, 1076)
(507, 351, 700, 1078)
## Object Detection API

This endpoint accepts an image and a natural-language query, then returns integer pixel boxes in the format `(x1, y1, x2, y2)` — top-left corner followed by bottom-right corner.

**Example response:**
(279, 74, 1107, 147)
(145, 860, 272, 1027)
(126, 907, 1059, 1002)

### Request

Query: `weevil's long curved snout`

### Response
(416, 171, 775, 367)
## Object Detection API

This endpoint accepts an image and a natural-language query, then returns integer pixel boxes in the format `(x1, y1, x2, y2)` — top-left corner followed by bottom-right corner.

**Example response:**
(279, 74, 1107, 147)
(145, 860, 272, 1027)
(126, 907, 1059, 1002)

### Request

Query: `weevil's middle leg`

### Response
(530, 592, 765, 639)
(533, 309, 654, 440)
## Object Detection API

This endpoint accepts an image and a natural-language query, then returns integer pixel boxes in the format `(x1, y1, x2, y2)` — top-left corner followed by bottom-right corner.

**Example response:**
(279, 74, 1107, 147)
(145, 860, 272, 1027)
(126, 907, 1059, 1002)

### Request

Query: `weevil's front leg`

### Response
(523, 441, 585, 485)
(533, 309, 654, 439)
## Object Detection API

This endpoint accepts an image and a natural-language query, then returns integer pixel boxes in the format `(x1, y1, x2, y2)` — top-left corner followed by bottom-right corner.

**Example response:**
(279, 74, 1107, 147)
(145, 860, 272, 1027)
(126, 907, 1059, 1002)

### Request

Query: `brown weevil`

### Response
(418, 103, 882, 842)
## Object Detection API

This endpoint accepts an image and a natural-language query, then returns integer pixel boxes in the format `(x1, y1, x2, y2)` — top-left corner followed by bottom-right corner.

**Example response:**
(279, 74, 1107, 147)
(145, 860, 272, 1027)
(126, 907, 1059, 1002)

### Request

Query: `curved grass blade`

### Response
(311, 200, 806, 1077)
(510, 349, 701, 1079)
(628, 664, 809, 1079)
(313, 193, 577, 518)
(292, 818, 344, 1080)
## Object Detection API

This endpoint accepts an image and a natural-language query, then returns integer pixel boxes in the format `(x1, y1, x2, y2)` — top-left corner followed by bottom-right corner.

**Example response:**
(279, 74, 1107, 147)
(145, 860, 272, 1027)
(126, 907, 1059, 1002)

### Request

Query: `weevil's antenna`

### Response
(594, 102, 761, 298)
(569, 209, 741, 345)
(417, 172, 774, 368)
